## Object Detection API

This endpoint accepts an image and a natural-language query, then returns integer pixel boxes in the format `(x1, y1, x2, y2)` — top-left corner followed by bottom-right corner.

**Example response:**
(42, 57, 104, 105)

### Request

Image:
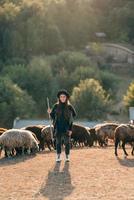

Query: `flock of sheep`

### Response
(0, 122, 134, 159)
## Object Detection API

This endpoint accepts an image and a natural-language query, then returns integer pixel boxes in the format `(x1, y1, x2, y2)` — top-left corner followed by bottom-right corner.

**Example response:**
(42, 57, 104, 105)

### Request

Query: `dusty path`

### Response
(0, 147, 134, 200)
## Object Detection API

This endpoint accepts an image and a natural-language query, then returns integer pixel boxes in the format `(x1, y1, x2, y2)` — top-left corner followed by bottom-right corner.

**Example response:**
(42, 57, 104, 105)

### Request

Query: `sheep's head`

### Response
(32, 142, 39, 152)
(41, 126, 53, 138)
(41, 127, 48, 138)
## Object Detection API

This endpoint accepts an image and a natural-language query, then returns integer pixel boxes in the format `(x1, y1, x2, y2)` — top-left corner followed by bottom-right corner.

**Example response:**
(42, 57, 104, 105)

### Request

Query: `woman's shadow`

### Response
(35, 161, 74, 200)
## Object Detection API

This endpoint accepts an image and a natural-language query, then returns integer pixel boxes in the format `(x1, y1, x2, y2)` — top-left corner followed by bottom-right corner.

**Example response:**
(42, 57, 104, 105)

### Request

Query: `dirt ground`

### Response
(0, 146, 134, 200)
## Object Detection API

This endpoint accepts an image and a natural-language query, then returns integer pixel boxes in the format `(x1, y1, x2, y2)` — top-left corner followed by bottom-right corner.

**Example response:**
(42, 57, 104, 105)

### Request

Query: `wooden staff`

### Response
(47, 97, 54, 141)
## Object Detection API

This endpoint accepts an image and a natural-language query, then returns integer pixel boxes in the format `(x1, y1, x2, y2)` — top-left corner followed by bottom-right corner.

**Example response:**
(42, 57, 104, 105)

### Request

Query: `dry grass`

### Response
(0, 146, 134, 200)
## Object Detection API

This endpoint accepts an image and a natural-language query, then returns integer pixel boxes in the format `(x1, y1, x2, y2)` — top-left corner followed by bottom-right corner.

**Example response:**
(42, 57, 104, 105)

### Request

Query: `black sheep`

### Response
(23, 125, 45, 151)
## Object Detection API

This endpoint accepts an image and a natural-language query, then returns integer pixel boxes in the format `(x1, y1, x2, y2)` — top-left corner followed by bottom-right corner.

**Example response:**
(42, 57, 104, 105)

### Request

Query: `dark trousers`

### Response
(56, 133, 70, 155)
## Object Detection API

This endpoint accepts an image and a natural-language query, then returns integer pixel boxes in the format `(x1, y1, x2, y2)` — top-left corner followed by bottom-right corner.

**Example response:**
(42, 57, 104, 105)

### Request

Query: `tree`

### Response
(71, 78, 109, 120)
(43, 25, 65, 54)
(27, 57, 53, 116)
(0, 2, 20, 61)
(1, 57, 54, 116)
(0, 77, 36, 128)
(99, 70, 120, 98)
(124, 82, 134, 108)
(70, 65, 99, 86)
(49, 51, 91, 74)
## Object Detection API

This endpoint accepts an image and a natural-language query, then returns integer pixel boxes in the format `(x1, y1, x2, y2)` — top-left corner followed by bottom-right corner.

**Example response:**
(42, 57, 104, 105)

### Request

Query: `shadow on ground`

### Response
(0, 154, 36, 167)
(35, 161, 75, 200)
(116, 156, 134, 167)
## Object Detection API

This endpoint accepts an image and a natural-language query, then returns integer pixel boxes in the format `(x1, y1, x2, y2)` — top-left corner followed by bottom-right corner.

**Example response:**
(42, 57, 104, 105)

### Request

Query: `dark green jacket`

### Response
(50, 103, 76, 134)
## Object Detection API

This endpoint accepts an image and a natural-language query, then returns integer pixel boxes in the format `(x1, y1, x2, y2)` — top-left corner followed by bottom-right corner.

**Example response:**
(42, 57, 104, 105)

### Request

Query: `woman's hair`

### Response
(56, 98, 71, 120)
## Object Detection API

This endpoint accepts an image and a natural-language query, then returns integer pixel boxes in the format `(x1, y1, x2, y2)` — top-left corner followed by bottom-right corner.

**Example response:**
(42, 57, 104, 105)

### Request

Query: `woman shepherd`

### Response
(47, 89, 76, 162)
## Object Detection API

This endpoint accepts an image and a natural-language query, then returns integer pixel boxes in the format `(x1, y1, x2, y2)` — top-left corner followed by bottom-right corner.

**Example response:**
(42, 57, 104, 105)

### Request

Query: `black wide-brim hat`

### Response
(57, 89, 70, 98)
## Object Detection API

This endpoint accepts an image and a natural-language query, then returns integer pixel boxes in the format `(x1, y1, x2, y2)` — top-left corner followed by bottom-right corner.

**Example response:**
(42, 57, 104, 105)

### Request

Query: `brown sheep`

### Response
(114, 124, 134, 157)
(41, 124, 94, 150)
(87, 127, 98, 146)
(41, 125, 54, 151)
(94, 123, 119, 146)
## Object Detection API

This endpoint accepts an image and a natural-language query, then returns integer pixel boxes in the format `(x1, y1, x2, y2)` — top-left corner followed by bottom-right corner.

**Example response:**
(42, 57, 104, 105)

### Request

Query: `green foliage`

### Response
(99, 71, 120, 97)
(43, 25, 65, 54)
(0, 48, 124, 127)
(0, 0, 132, 125)
(2, 58, 53, 116)
(69, 65, 99, 92)
(0, 0, 133, 62)
(71, 79, 109, 120)
(124, 82, 134, 108)
(27, 57, 53, 115)
(0, 77, 36, 128)
(49, 51, 91, 74)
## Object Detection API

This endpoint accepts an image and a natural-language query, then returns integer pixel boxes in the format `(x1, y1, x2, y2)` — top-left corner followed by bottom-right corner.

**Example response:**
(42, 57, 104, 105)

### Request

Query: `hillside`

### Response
(0, 0, 134, 127)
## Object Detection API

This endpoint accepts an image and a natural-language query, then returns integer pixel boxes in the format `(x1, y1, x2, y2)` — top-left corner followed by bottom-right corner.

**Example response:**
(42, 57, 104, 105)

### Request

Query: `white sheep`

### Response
(0, 129, 39, 157)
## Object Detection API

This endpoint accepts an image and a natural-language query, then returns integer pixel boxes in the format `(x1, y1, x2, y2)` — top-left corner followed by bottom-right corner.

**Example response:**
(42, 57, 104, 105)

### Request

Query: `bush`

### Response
(70, 65, 100, 87)
(49, 51, 91, 74)
(0, 77, 36, 128)
(123, 82, 134, 108)
(2, 64, 29, 89)
(27, 57, 53, 115)
(99, 70, 120, 98)
(43, 25, 65, 54)
(71, 79, 109, 120)
(2, 58, 53, 116)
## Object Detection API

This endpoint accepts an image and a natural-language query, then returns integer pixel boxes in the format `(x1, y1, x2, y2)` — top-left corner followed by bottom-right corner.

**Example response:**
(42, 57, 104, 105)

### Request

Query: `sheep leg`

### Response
(0, 149, 2, 157)
(11, 148, 15, 156)
(4, 149, 8, 157)
(46, 142, 52, 151)
(15, 147, 22, 156)
(50, 140, 54, 149)
(40, 141, 45, 151)
(119, 141, 122, 148)
(122, 142, 128, 157)
(105, 137, 108, 146)
(115, 138, 119, 156)
(93, 140, 97, 146)
(100, 140, 103, 147)
(22, 147, 25, 156)
(6, 148, 12, 158)
(27, 148, 31, 155)
(131, 146, 134, 155)
(98, 136, 103, 147)
(73, 141, 77, 147)
(4, 147, 9, 158)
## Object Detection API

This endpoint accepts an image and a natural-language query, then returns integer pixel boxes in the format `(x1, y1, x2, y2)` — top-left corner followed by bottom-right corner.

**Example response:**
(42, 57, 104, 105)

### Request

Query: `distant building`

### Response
(95, 32, 106, 38)
(95, 32, 106, 42)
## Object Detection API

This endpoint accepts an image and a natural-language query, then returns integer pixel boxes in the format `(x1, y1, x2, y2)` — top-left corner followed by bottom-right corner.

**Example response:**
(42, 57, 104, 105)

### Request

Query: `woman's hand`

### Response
(47, 108, 51, 114)
(68, 130, 72, 137)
